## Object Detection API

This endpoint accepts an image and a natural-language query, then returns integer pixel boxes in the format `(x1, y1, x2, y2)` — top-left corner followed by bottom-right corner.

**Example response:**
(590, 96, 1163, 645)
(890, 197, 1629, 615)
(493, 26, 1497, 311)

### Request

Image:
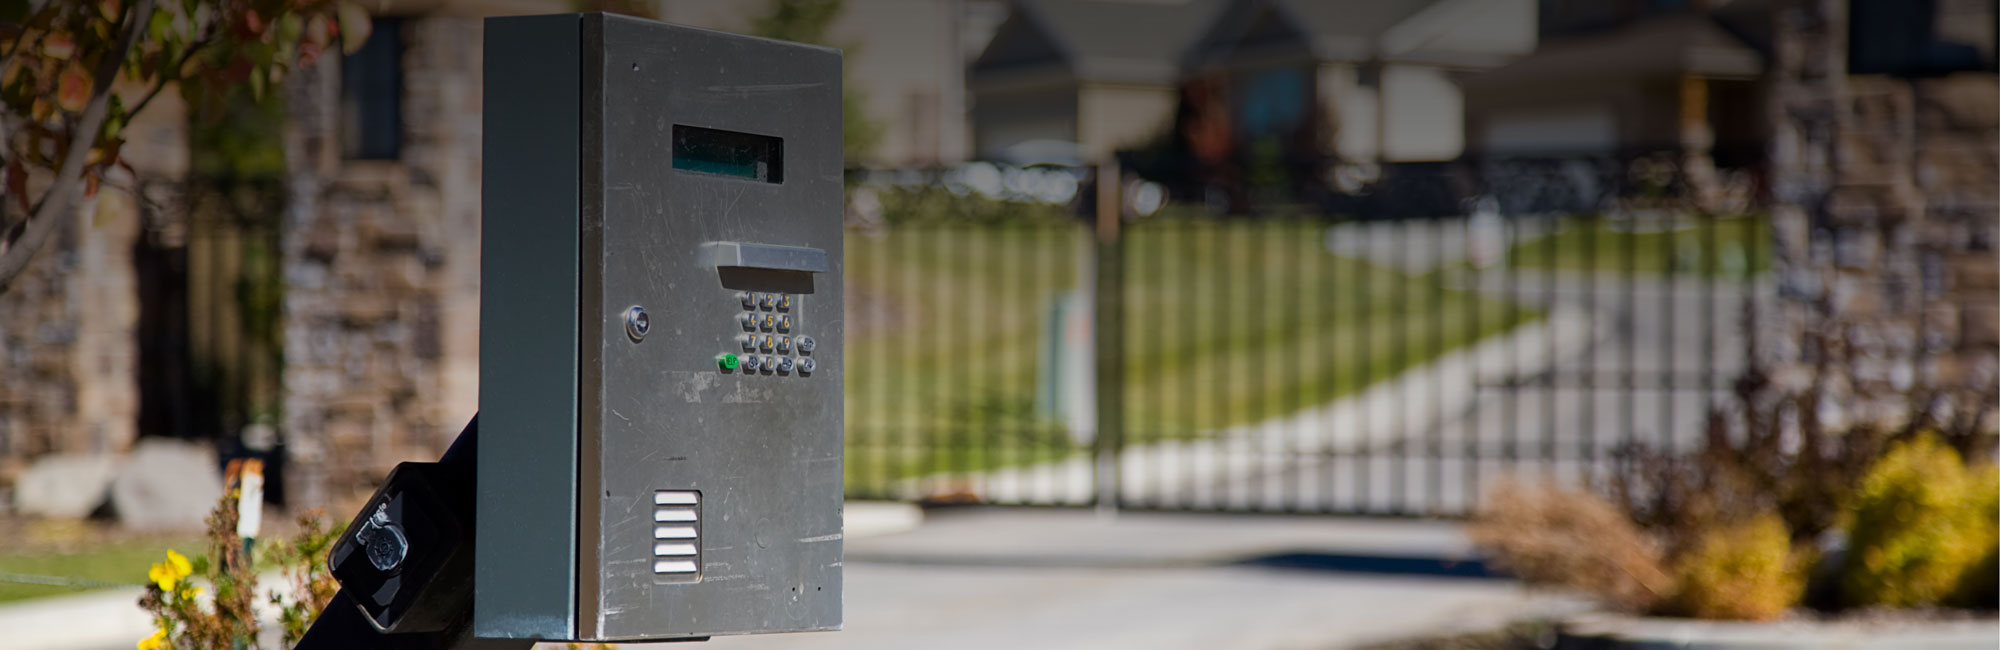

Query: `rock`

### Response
(109, 438, 224, 531)
(13, 453, 118, 518)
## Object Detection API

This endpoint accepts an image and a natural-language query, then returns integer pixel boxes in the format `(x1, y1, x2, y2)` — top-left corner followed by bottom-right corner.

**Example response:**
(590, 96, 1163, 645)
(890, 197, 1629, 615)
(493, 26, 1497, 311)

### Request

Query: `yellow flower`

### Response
(137, 629, 166, 650)
(147, 563, 175, 592)
(165, 550, 191, 578)
(147, 550, 192, 592)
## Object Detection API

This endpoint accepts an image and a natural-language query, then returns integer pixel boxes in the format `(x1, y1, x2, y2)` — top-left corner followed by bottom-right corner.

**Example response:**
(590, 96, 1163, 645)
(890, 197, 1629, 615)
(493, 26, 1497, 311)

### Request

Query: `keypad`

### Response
(718, 292, 815, 376)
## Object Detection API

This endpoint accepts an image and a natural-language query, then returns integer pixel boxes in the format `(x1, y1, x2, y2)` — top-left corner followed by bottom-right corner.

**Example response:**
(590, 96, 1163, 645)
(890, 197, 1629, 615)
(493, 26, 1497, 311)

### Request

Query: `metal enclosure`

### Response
(479, 13, 843, 642)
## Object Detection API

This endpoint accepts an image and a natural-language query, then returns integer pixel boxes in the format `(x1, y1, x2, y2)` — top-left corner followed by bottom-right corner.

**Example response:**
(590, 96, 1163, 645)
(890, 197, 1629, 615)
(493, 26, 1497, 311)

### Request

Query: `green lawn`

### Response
(844, 219, 1535, 489)
(0, 536, 200, 603)
(1506, 213, 1770, 277)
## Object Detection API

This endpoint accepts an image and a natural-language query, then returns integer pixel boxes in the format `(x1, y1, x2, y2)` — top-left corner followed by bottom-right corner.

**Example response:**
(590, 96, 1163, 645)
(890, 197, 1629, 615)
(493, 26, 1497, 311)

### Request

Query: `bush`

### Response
(1840, 435, 1999, 608)
(1469, 480, 1673, 613)
(1665, 514, 1803, 620)
(1949, 465, 1999, 609)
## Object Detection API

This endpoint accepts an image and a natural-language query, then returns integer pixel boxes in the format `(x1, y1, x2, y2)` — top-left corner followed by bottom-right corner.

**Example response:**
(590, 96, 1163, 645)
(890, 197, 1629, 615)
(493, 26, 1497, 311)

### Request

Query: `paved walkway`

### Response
(673, 508, 1585, 650)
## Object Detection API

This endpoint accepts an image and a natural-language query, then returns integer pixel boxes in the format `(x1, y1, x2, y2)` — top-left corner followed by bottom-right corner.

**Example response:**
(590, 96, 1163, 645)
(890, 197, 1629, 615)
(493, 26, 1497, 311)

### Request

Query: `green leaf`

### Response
(100, 98, 128, 142)
(146, 8, 171, 41)
(247, 67, 264, 101)
(277, 12, 301, 44)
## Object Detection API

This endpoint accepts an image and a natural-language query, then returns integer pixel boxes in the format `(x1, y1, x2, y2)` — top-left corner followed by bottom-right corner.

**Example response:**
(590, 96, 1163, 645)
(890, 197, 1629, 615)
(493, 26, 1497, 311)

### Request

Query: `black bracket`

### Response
(295, 416, 533, 650)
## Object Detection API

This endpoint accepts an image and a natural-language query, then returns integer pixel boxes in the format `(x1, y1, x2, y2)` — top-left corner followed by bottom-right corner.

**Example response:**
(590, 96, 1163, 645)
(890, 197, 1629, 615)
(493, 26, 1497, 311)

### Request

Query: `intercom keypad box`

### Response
(480, 13, 843, 643)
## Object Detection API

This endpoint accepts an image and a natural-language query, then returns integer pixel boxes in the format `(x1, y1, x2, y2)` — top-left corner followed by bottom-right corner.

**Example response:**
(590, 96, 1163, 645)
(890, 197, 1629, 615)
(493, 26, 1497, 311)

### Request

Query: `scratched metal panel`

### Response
(476, 13, 582, 641)
(583, 15, 843, 641)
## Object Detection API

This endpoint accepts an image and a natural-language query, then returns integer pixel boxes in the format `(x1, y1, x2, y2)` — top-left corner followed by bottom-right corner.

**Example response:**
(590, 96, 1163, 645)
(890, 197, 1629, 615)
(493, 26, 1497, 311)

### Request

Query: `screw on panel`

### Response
(625, 306, 650, 342)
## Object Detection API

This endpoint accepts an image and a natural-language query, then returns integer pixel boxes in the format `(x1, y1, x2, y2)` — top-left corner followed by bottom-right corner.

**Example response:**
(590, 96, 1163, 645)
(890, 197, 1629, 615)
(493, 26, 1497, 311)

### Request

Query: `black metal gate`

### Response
(134, 178, 288, 499)
(842, 160, 1768, 515)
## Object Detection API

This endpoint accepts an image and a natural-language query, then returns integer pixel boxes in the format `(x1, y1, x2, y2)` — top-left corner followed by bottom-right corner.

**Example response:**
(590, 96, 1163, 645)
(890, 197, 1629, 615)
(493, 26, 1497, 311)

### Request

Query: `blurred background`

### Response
(0, 0, 1995, 647)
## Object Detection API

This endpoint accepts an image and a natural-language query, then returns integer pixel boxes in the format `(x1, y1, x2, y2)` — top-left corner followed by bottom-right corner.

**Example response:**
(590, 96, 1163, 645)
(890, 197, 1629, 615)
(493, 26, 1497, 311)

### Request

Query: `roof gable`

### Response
(1379, 0, 1537, 66)
(971, 8, 1070, 75)
(972, 0, 1224, 87)
(1188, 0, 1522, 69)
(1462, 13, 1764, 89)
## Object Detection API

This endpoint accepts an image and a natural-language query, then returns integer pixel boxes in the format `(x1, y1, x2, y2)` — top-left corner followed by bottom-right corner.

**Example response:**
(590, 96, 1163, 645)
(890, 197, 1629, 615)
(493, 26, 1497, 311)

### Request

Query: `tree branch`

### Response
(128, 36, 219, 119)
(0, 0, 158, 292)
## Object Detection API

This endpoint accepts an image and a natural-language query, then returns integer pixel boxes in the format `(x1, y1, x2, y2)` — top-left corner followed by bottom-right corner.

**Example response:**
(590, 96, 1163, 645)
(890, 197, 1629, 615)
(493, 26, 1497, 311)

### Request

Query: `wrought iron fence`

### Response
(843, 157, 1774, 515)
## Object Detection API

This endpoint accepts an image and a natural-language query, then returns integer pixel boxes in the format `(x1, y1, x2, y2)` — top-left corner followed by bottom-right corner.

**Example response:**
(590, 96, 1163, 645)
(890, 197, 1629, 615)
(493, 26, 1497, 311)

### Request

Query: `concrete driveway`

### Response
(674, 508, 1584, 650)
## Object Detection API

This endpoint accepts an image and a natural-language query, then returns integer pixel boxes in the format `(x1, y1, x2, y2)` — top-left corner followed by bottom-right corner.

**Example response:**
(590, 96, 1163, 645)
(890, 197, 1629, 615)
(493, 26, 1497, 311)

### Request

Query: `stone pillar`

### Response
(1765, 0, 1999, 441)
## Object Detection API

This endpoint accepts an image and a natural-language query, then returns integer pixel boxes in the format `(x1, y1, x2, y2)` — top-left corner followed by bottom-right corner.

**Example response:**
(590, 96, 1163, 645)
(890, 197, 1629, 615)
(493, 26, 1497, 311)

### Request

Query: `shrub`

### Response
(1469, 480, 1673, 613)
(262, 512, 343, 646)
(1840, 435, 1999, 608)
(1665, 513, 1804, 620)
(137, 478, 270, 649)
(1949, 465, 1999, 609)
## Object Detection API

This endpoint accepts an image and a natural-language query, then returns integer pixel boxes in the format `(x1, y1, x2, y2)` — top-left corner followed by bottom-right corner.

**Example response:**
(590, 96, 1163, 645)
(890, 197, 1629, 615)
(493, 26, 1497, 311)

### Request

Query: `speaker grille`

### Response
(652, 490, 701, 580)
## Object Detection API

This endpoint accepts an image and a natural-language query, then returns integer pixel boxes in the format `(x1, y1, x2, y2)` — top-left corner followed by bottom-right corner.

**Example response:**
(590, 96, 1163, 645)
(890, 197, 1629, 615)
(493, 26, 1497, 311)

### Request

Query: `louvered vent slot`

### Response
(652, 490, 701, 580)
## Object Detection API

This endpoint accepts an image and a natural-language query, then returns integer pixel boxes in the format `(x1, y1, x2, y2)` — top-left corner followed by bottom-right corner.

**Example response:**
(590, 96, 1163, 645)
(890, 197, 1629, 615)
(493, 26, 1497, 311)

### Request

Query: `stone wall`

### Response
(280, 16, 484, 509)
(1765, 0, 1999, 438)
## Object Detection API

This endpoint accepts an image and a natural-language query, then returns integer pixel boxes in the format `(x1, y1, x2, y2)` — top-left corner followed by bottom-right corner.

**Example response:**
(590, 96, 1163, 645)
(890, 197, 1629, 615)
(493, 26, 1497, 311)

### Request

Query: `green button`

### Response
(718, 353, 740, 370)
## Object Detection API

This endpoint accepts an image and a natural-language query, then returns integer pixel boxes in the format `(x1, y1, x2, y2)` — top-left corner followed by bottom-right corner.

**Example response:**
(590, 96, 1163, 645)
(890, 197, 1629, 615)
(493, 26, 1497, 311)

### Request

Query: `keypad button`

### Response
(777, 295, 792, 311)
(797, 357, 816, 374)
(739, 314, 758, 331)
(739, 336, 756, 351)
(758, 293, 776, 310)
(759, 335, 774, 352)
(776, 315, 792, 332)
(776, 336, 792, 353)
(778, 356, 796, 373)
(759, 314, 775, 331)
(759, 355, 778, 372)
(796, 336, 815, 353)
(738, 291, 756, 309)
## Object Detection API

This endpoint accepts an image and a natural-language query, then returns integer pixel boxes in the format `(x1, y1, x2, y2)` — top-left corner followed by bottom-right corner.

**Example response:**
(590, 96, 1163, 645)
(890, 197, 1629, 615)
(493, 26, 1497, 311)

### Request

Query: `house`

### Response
(1181, 0, 1537, 165)
(1141, 0, 1532, 212)
(1460, 0, 1772, 165)
(967, 0, 1226, 164)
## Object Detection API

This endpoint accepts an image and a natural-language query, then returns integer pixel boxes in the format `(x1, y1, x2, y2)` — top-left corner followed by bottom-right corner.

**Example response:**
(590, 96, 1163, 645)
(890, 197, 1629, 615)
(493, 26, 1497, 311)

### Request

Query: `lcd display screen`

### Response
(672, 125, 783, 183)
